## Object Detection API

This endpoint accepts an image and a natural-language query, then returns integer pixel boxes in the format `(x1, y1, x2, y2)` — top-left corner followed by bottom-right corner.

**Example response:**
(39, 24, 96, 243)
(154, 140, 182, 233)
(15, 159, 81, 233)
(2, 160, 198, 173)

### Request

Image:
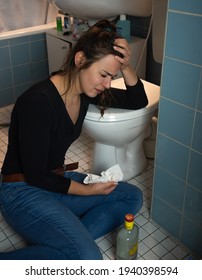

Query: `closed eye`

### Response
(101, 72, 118, 79)
(112, 74, 118, 80)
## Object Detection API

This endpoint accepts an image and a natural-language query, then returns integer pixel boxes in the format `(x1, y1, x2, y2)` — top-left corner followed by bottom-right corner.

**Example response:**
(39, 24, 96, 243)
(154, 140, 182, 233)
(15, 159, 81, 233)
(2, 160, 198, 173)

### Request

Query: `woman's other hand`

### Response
(68, 180, 117, 195)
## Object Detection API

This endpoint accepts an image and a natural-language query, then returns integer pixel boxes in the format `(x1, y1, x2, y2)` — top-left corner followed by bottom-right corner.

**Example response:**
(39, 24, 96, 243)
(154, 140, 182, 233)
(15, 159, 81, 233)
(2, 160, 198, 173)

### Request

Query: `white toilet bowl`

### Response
(83, 78, 160, 181)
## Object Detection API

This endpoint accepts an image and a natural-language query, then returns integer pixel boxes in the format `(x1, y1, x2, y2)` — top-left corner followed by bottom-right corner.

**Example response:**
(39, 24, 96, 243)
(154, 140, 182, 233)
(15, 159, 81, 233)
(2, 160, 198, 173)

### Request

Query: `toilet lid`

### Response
(85, 78, 160, 122)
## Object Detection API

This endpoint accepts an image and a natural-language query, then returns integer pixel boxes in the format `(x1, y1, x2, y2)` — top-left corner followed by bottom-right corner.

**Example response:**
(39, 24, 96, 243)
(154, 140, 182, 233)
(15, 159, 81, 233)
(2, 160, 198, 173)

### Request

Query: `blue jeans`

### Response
(0, 172, 143, 260)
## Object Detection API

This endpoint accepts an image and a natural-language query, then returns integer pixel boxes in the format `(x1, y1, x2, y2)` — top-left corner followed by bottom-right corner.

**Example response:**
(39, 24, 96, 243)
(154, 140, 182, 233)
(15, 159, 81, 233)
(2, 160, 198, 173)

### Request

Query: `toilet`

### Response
(83, 78, 160, 181)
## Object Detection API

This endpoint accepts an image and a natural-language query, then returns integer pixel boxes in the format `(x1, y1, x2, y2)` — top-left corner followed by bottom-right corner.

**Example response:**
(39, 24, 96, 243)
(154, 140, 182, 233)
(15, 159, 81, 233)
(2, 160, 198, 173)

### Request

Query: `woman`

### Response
(0, 20, 148, 259)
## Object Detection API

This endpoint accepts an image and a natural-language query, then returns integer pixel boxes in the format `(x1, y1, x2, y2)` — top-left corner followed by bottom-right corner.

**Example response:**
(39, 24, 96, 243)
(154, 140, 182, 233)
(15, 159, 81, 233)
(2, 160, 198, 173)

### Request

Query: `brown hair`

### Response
(58, 19, 122, 111)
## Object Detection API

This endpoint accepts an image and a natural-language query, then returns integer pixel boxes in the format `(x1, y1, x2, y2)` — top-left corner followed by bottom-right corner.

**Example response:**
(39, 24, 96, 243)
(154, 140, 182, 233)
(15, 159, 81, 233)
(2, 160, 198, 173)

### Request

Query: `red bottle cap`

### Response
(125, 214, 134, 222)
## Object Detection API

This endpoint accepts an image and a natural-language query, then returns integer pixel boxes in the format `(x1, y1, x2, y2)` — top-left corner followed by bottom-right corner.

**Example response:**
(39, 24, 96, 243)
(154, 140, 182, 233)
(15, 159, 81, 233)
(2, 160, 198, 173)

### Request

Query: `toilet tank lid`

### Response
(85, 79, 160, 122)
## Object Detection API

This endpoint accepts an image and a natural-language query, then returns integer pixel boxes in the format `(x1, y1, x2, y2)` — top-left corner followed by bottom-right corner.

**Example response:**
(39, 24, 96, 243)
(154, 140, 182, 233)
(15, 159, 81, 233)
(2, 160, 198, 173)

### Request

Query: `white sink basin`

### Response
(48, 0, 153, 19)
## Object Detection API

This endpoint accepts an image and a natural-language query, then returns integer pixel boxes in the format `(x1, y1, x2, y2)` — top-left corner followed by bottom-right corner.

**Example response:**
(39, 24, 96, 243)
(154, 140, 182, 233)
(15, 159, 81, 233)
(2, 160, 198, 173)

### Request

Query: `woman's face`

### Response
(78, 54, 121, 97)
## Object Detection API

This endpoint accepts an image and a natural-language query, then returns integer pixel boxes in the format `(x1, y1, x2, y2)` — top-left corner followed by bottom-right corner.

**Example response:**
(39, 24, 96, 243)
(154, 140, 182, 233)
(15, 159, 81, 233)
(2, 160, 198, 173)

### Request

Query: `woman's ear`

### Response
(75, 51, 86, 68)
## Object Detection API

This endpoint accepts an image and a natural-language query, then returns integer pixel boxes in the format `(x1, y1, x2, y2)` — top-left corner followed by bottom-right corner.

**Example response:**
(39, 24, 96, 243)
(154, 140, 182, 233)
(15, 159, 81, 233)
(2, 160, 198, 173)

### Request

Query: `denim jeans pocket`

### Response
(0, 182, 30, 228)
(0, 182, 29, 213)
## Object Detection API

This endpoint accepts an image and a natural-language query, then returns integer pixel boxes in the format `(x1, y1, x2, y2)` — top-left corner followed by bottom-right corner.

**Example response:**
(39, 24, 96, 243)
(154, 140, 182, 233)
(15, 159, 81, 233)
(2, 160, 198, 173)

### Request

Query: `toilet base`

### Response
(90, 138, 147, 181)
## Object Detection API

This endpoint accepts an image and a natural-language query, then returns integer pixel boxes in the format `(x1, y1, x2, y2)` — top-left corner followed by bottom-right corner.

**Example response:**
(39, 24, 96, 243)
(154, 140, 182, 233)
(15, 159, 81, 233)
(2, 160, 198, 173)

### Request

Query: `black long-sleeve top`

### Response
(1, 78, 148, 193)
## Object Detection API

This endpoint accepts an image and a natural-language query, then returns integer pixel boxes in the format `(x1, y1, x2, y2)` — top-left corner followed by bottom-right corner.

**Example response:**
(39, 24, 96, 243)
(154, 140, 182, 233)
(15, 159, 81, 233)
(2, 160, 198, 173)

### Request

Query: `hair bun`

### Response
(92, 19, 116, 33)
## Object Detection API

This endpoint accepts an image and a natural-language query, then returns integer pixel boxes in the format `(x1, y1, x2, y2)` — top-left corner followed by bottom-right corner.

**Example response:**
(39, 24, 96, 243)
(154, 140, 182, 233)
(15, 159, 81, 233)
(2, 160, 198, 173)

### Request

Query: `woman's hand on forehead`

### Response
(113, 38, 131, 71)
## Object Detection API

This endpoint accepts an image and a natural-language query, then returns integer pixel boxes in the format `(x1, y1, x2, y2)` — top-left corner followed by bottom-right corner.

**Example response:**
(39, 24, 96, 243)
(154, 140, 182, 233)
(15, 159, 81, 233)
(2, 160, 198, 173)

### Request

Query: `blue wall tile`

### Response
(10, 44, 30, 66)
(9, 36, 29, 45)
(169, 0, 202, 15)
(151, 197, 181, 238)
(197, 76, 202, 111)
(153, 166, 185, 211)
(29, 33, 46, 42)
(0, 88, 15, 107)
(161, 58, 200, 108)
(184, 185, 202, 226)
(31, 40, 47, 61)
(0, 47, 11, 68)
(148, 1, 202, 255)
(0, 32, 49, 107)
(181, 218, 202, 257)
(165, 12, 202, 65)
(158, 98, 195, 146)
(156, 134, 189, 180)
(0, 40, 8, 47)
(12, 64, 32, 86)
(0, 68, 13, 89)
(192, 111, 202, 153)
(188, 150, 202, 191)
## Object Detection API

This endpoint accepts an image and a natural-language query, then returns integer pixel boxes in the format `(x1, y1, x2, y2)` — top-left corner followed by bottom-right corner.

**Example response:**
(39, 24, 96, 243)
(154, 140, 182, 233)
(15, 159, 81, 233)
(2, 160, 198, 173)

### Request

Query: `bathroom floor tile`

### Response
(151, 228, 167, 242)
(97, 237, 113, 252)
(105, 231, 117, 246)
(143, 221, 158, 234)
(0, 104, 198, 260)
(139, 227, 150, 240)
(161, 252, 177, 260)
(143, 250, 159, 260)
(143, 235, 159, 248)
(135, 214, 149, 227)
(152, 243, 169, 258)
(161, 237, 178, 251)
(0, 230, 7, 242)
(171, 246, 190, 259)
(138, 241, 150, 255)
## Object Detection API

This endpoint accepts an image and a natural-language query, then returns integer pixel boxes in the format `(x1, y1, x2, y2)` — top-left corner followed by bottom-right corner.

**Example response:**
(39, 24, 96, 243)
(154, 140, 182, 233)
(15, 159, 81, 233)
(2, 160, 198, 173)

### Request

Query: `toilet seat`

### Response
(86, 104, 146, 122)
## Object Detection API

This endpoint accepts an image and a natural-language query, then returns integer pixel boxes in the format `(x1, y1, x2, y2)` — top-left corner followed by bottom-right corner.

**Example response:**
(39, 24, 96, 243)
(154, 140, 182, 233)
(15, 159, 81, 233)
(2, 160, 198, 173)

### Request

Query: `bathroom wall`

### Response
(129, 15, 162, 85)
(151, 0, 202, 257)
(1, 0, 201, 257)
(0, 33, 49, 107)
(0, 14, 155, 108)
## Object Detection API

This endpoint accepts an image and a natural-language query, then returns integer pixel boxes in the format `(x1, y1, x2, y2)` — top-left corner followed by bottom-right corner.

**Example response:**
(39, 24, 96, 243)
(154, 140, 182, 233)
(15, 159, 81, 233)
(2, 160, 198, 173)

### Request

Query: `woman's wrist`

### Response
(68, 180, 90, 195)
(121, 65, 139, 86)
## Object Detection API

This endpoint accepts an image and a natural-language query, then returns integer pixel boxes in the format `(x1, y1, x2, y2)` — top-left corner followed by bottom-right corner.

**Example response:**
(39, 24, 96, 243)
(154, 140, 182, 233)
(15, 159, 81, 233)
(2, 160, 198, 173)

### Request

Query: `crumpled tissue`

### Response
(83, 164, 123, 184)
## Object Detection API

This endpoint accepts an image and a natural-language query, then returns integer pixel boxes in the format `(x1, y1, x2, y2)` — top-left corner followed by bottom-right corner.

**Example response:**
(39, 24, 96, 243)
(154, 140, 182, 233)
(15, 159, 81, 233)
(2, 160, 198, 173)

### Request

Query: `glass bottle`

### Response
(56, 16, 62, 32)
(116, 213, 139, 260)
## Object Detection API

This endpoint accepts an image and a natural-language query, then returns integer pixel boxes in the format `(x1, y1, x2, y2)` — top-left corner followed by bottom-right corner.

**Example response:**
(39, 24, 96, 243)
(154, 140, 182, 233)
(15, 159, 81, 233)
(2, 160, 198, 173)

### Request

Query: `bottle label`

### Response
(125, 220, 134, 230)
(64, 17, 69, 29)
(117, 27, 122, 37)
(56, 17, 62, 32)
(129, 241, 138, 256)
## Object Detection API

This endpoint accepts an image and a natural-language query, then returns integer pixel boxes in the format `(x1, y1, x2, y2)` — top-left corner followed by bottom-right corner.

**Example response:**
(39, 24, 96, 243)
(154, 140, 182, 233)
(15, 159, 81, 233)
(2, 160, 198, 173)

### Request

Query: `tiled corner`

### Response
(0, 32, 49, 107)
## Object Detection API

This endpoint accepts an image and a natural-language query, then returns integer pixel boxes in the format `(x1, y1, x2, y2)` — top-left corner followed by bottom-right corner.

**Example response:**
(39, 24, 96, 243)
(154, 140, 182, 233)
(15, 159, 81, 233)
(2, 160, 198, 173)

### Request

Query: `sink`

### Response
(48, 0, 153, 19)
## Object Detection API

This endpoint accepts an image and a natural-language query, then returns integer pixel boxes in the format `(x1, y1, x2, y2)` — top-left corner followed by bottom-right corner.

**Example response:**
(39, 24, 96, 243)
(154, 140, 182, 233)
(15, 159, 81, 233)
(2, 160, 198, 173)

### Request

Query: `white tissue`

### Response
(83, 164, 123, 184)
